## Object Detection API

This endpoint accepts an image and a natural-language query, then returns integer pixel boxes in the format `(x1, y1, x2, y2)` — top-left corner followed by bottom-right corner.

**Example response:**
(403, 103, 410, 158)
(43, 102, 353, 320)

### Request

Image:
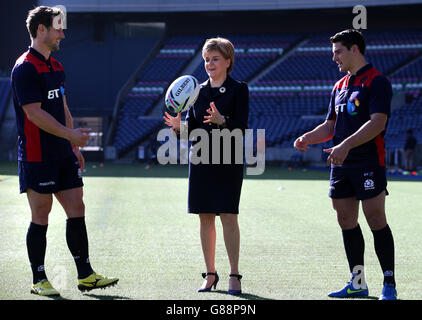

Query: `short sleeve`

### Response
(12, 62, 42, 106)
(369, 75, 392, 116)
(325, 88, 336, 121)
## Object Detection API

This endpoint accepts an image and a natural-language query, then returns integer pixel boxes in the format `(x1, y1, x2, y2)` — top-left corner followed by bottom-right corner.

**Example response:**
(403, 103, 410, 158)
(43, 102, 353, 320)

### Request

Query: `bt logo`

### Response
(335, 98, 360, 116)
(47, 86, 64, 100)
(48, 89, 60, 99)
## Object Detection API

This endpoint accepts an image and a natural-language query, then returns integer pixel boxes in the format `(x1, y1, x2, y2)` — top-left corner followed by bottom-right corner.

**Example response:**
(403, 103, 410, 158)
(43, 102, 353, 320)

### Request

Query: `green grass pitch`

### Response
(0, 161, 421, 300)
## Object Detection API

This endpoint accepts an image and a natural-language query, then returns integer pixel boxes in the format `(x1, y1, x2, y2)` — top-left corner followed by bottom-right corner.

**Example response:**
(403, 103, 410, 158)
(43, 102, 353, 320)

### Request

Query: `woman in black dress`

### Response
(164, 37, 249, 295)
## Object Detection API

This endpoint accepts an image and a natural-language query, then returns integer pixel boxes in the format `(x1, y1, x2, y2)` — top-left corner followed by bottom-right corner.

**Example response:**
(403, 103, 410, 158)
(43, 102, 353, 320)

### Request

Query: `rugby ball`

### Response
(165, 75, 200, 113)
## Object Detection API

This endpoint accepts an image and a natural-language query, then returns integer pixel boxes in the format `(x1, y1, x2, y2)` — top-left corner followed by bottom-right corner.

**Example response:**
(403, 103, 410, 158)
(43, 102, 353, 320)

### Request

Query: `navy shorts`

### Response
(19, 154, 83, 194)
(329, 166, 388, 200)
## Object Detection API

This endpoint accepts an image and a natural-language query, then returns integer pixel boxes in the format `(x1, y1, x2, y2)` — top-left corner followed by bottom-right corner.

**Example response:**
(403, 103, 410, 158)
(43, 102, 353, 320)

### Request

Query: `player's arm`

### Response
(63, 95, 74, 129)
(324, 113, 387, 165)
(339, 113, 387, 150)
(294, 120, 335, 152)
(22, 102, 90, 147)
(63, 95, 86, 170)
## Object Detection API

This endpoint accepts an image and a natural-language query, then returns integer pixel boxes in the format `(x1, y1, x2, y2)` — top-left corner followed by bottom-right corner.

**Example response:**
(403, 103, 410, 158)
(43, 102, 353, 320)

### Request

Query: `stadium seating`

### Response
(249, 30, 422, 151)
(111, 29, 422, 159)
(112, 35, 202, 154)
(112, 33, 303, 155)
(384, 94, 422, 149)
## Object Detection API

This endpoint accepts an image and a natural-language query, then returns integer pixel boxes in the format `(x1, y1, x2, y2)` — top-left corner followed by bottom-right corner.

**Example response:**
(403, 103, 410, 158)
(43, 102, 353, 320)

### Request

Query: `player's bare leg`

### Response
(361, 191, 387, 231)
(27, 189, 53, 225)
(332, 197, 359, 230)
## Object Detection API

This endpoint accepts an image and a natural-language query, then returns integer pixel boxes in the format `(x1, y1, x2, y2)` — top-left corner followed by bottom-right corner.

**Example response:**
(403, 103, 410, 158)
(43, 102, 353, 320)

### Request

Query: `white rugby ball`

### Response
(165, 75, 200, 113)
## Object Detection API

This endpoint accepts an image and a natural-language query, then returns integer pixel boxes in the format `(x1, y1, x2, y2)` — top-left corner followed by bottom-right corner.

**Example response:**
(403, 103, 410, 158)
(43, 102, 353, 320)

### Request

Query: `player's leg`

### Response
(198, 213, 218, 291)
(333, 196, 360, 230)
(26, 189, 60, 296)
(333, 197, 366, 278)
(19, 159, 61, 296)
(329, 167, 366, 283)
(54, 186, 118, 291)
(27, 188, 53, 225)
(54, 187, 93, 279)
(26, 189, 52, 283)
(328, 197, 368, 298)
(220, 213, 241, 294)
(55, 155, 118, 291)
(362, 191, 396, 299)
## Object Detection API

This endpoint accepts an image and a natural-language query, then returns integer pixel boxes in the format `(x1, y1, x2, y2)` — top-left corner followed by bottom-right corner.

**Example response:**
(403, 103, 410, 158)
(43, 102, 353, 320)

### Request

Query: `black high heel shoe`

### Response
(228, 274, 242, 295)
(197, 272, 219, 292)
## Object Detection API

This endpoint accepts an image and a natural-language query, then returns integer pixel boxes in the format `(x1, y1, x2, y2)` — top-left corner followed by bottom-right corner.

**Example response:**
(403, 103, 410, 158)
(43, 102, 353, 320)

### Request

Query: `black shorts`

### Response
(329, 166, 388, 200)
(18, 154, 83, 194)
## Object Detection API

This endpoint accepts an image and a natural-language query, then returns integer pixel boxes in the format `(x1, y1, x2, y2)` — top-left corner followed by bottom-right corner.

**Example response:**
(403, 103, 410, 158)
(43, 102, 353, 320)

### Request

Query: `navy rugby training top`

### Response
(11, 47, 73, 162)
(326, 63, 393, 168)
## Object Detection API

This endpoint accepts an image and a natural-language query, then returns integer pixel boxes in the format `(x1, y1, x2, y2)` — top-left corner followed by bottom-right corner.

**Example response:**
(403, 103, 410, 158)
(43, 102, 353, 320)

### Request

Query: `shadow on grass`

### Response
(328, 295, 379, 300)
(38, 295, 71, 301)
(212, 290, 275, 300)
(83, 293, 132, 300)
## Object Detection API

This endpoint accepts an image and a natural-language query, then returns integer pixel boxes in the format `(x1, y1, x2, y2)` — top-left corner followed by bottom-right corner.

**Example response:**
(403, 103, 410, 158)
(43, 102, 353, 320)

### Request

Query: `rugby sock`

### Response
(26, 222, 48, 284)
(66, 217, 94, 279)
(342, 224, 365, 279)
(372, 224, 395, 287)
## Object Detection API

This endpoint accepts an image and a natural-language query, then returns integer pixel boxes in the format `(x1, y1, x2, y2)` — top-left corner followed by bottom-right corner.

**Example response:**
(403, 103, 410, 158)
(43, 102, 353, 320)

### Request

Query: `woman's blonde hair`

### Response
(202, 37, 235, 74)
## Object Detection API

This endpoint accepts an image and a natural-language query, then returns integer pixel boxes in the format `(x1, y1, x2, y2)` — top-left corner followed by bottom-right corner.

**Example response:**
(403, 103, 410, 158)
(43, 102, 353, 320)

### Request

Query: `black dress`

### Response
(185, 75, 249, 214)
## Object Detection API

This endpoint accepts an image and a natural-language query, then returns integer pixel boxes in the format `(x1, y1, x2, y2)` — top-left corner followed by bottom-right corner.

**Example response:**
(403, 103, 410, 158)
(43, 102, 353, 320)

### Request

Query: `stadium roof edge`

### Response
(38, 0, 422, 13)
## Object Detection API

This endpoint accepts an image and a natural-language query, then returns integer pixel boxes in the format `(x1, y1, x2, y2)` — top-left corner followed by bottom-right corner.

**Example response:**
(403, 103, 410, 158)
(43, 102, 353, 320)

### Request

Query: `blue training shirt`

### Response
(326, 63, 392, 168)
(11, 47, 73, 162)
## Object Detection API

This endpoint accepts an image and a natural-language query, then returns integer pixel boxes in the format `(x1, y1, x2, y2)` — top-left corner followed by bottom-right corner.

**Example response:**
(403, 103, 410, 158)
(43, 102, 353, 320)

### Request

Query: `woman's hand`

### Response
(163, 112, 181, 131)
(203, 102, 224, 125)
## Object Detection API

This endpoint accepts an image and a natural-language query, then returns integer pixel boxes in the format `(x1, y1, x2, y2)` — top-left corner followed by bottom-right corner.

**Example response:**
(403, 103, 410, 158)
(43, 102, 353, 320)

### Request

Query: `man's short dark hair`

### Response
(26, 6, 62, 39)
(330, 29, 366, 55)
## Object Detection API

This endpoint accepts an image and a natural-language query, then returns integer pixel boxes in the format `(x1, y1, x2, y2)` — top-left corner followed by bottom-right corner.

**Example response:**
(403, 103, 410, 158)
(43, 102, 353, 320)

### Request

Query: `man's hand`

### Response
(323, 142, 351, 166)
(293, 136, 310, 152)
(72, 146, 85, 171)
(68, 128, 91, 147)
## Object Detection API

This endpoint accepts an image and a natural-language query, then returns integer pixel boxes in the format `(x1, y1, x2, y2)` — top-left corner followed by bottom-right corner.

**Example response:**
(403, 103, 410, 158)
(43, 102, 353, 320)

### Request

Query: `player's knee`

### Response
(336, 212, 358, 230)
(73, 200, 85, 215)
(65, 199, 85, 218)
(365, 212, 387, 230)
(31, 207, 51, 225)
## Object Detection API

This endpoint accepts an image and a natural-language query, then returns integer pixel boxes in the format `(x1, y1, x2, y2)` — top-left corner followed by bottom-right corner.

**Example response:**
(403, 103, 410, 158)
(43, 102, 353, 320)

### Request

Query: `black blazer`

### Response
(186, 75, 249, 135)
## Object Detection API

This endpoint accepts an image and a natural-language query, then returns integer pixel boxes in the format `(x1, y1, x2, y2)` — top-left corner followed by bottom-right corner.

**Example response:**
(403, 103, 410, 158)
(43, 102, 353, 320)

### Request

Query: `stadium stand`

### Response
(111, 35, 203, 155)
(111, 33, 305, 156)
(108, 28, 422, 162)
